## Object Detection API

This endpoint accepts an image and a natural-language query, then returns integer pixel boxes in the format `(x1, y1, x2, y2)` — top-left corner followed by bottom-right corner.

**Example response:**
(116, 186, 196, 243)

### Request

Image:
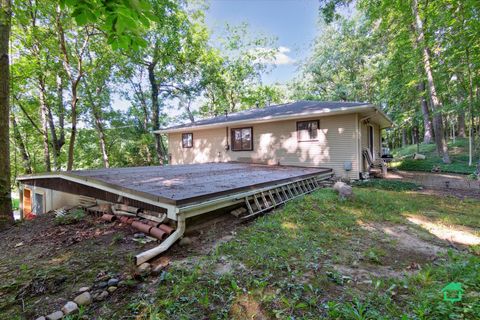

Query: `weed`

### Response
(54, 209, 85, 225)
(110, 233, 124, 245)
(364, 247, 386, 265)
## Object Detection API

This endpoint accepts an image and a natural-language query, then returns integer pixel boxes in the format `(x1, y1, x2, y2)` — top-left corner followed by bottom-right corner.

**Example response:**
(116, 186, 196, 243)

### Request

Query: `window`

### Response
(297, 120, 319, 141)
(231, 127, 253, 151)
(182, 133, 193, 148)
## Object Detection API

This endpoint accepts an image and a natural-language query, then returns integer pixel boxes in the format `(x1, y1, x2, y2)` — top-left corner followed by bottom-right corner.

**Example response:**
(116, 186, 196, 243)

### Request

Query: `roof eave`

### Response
(155, 104, 381, 134)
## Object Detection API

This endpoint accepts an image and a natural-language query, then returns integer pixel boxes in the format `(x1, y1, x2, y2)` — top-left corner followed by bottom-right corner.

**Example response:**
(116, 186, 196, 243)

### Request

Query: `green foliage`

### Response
(392, 139, 476, 175)
(54, 209, 85, 225)
(60, 0, 154, 50)
(353, 179, 421, 191)
(291, 15, 380, 103)
(132, 187, 480, 319)
(11, 198, 19, 210)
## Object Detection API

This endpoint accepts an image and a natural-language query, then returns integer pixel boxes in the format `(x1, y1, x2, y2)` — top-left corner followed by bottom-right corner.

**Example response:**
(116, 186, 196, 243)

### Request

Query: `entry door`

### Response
(23, 188, 32, 216)
(368, 126, 374, 157)
(33, 193, 45, 214)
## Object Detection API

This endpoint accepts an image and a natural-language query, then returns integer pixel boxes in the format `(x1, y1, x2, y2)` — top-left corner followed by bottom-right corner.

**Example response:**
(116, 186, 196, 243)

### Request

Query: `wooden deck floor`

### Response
(70, 163, 332, 205)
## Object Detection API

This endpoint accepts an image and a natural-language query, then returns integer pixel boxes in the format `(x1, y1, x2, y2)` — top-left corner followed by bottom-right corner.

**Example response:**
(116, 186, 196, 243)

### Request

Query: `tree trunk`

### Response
(412, 0, 450, 163)
(66, 85, 78, 171)
(10, 114, 32, 174)
(148, 63, 166, 164)
(184, 98, 195, 124)
(87, 89, 110, 168)
(39, 79, 51, 172)
(0, 0, 12, 225)
(457, 111, 466, 138)
(419, 82, 433, 143)
(402, 128, 407, 147)
(466, 47, 475, 166)
(50, 71, 66, 170)
(94, 113, 110, 168)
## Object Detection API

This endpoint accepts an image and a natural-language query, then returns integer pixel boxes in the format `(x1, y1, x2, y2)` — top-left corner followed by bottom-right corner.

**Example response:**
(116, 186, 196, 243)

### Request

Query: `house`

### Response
(155, 100, 392, 180)
(15, 100, 391, 265)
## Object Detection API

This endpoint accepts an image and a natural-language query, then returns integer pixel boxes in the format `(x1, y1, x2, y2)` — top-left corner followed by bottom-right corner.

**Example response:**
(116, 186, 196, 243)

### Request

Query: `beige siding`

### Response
(169, 114, 360, 179)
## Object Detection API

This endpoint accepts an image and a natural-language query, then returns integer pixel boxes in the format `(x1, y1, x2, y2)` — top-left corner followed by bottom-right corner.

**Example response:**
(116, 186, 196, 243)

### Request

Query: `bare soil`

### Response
(0, 207, 249, 319)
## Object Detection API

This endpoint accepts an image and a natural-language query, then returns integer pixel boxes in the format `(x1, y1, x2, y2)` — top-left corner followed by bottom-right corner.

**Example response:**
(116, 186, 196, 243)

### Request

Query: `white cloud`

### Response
(274, 46, 296, 65)
(254, 46, 296, 65)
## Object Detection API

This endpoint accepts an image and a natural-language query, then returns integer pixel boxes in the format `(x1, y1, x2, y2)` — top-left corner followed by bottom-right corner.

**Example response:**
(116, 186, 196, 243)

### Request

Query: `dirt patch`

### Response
(230, 293, 268, 320)
(416, 187, 480, 200)
(406, 215, 480, 246)
(333, 264, 405, 282)
(359, 221, 447, 257)
(386, 170, 480, 191)
(328, 221, 450, 285)
(0, 213, 154, 318)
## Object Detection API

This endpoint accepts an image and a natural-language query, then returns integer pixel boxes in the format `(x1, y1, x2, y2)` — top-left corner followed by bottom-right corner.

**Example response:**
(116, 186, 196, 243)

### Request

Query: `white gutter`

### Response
(155, 104, 392, 134)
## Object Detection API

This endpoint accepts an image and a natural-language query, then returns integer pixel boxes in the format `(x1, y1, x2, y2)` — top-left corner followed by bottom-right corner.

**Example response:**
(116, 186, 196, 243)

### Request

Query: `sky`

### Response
(112, 0, 322, 112)
(206, 0, 320, 84)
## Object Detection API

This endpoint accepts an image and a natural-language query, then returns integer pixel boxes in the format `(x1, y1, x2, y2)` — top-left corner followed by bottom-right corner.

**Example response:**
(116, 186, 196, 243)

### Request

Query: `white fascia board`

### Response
(154, 104, 381, 134)
(17, 173, 178, 219)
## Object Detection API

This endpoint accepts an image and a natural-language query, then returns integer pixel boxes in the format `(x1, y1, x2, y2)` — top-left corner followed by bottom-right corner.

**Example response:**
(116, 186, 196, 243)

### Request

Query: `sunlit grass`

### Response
(392, 138, 476, 174)
(132, 187, 480, 319)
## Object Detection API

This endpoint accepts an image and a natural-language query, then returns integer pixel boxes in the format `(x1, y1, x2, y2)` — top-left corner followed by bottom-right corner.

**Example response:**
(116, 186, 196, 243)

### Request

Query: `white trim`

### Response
(17, 173, 179, 220)
(155, 104, 392, 134)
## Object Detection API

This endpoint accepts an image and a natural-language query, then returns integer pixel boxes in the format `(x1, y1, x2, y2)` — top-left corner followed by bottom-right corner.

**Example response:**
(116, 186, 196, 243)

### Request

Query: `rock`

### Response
(94, 290, 109, 301)
(61, 301, 78, 315)
(137, 262, 152, 275)
(413, 153, 426, 160)
(74, 292, 92, 306)
(78, 286, 91, 293)
(134, 232, 146, 238)
(45, 311, 64, 320)
(179, 237, 192, 246)
(230, 207, 247, 217)
(96, 273, 110, 281)
(107, 286, 117, 293)
(97, 281, 108, 289)
(333, 181, 353, 200)
(35, 317, 46, 320)
(151, 257, 171, 275)
(107, 278, 119, 286)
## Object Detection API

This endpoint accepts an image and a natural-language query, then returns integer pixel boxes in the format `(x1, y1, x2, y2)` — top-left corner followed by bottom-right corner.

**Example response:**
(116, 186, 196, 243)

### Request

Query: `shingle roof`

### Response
(161, 100, 369, 131)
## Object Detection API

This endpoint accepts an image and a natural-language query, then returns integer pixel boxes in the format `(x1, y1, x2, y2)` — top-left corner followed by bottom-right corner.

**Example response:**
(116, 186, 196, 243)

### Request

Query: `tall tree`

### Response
(411, 0, 450, 163)
(0, 0, 12, 224)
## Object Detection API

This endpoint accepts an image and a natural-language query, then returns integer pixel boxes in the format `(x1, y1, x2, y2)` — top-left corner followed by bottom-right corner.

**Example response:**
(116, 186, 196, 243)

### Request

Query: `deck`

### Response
(18, 163, 333, 264)
(70, 163, 332, 206)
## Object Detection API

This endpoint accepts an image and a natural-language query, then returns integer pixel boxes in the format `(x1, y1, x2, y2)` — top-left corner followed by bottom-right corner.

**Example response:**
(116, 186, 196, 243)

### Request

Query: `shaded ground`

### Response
(391, 138, 476, 175)
(1, 185, 479, 319)
(386, 170, 480, 193)
(0, 209, 245, 319)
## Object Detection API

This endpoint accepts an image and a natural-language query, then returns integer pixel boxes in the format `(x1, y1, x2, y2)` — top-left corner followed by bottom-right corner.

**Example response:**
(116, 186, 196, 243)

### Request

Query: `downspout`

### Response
(134, 214, 186, 265)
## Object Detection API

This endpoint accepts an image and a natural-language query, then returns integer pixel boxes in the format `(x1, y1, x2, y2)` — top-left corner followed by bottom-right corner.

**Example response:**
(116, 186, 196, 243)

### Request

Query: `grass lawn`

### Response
(129, 186, 480, 320)
(392, 139, 478, 174)
(1, 184, 479, 319)
(391, 138, 477, 175)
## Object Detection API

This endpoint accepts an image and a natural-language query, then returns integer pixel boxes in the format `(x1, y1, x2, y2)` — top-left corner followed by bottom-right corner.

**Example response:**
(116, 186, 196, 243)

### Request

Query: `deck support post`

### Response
(134, 215, 186, 265)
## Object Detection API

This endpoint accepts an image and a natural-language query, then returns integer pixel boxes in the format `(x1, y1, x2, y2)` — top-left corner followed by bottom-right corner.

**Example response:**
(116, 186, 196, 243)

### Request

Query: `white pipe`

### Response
(134, 215, 186, 265)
